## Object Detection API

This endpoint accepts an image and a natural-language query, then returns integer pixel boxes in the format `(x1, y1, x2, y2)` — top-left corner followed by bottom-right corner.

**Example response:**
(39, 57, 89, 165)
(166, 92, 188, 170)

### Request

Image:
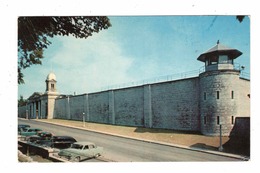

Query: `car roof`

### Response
(18, 124, 30, 127)
(73, 141, 95, 146)
(30, 135, 41, 138)
(53, 136, 75, 139)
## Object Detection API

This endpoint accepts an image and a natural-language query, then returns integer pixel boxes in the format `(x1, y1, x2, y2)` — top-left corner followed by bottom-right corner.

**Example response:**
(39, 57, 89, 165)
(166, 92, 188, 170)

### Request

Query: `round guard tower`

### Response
(198, 42, 247, 136)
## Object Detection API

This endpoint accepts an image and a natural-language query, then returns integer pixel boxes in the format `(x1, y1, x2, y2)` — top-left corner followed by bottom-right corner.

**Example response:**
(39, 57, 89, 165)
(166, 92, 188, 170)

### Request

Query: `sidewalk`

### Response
(30, 118, 248, 160)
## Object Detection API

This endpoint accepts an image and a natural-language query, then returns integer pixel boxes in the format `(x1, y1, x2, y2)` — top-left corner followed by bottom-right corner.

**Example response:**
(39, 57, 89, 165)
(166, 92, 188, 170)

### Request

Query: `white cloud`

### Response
(49, 33, 134, 95)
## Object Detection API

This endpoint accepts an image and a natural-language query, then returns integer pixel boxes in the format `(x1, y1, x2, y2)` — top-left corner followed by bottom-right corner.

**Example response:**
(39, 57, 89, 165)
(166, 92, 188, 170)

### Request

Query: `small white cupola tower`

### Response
(45, 72, 57, 94)
(44, 72, 59, 119)
(197, 41, 242, 72)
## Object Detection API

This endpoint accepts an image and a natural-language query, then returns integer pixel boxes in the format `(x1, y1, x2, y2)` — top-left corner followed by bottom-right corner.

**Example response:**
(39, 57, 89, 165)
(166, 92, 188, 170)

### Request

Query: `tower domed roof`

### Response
(46, 72, 56, 81)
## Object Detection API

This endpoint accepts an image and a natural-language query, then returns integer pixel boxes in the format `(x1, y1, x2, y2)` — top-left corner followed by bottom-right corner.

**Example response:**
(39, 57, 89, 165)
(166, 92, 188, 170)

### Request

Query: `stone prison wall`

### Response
(53, 77, 201, 132)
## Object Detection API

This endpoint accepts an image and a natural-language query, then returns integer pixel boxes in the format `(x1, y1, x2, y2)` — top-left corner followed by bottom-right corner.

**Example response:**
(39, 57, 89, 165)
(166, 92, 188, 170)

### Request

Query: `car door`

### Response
(88, 144, 96, 157)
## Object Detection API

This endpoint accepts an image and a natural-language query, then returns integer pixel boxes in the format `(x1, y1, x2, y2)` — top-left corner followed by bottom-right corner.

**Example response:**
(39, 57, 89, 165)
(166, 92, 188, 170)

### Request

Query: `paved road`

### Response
(18, 119, 242, 162)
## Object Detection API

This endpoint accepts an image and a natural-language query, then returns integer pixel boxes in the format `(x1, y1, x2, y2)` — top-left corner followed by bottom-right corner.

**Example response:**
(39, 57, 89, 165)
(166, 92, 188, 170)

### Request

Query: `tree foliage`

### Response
(18, 95, 27, 107)
(236, 15, 246, 23)
(18, 16, 111, 84)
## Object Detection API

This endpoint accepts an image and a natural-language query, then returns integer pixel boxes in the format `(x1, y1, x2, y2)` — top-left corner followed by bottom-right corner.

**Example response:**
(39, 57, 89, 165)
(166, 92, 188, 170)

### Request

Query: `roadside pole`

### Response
(83, 112, 85, 127)
(26, 109, 28, 119)
(219, 124, 223, 151)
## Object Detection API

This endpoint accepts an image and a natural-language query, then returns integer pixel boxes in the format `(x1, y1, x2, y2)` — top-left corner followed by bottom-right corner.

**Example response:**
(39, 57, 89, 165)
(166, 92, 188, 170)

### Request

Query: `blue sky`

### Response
(18, 16, 250, 99)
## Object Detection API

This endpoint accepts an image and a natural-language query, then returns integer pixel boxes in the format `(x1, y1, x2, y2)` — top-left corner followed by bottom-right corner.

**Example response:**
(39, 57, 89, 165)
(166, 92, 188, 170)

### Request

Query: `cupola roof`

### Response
(46, 72, 56, 81)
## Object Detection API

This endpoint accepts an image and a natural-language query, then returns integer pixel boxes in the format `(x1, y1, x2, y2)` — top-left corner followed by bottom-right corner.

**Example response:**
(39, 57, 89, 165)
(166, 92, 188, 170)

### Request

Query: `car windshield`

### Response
(71, 144, 83, 149)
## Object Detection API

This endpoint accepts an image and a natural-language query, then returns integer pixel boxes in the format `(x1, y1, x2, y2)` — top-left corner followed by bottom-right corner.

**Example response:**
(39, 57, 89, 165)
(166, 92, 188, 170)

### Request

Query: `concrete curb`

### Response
(20, 118, 249, 161)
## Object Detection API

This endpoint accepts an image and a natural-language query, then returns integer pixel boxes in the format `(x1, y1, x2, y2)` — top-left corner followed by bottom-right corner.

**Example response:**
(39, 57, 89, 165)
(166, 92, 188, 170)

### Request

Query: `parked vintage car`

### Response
(18, 128, 42, 136)
(36, 136, 77, 149)
(18, 124, 30, 134)
(58, 142, 103, 162)
(50, 136, 77, 149)
(28, 131, 53, 143)
(18, 124, 30, 130)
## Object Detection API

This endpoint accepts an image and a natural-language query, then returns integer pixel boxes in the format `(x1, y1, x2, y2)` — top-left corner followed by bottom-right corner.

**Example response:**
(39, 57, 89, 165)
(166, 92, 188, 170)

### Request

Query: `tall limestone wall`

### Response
(114, 87, 144, 126)
(54, 97, 69, 119)
(68, 95, 86, 121)
(236, 78, 250, 117)
(53, 77, 201, 132)
(88, 92, 110, 123)
(54, 92, 110, 123)
(151, 78, 200, 131)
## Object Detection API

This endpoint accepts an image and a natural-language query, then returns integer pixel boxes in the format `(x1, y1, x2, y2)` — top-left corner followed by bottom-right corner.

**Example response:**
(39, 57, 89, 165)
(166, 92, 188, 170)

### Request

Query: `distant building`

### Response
(18, 42, 250, 136)
(19, 72, 62, 119)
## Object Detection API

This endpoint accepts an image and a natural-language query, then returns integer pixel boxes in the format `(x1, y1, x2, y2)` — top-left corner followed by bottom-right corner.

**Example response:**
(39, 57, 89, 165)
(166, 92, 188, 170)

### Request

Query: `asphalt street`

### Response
(18, 119, 243, 162)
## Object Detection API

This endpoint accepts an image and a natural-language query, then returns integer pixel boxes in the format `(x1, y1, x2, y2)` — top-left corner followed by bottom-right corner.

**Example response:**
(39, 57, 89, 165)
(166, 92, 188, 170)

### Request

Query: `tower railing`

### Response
(199, 63, 250, 80)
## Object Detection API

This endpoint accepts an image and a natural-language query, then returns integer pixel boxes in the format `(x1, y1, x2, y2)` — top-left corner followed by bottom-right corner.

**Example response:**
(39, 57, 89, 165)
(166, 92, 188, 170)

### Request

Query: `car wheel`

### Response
(75, 156, 81, 162)
(68, 154, 72, 160)
(95, 153, 100, 158)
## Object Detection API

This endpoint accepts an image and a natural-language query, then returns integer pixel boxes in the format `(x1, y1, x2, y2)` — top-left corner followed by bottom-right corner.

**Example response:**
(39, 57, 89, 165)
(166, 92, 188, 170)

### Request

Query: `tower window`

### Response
(231, 116, 234, 124)
(218, 55, 233, 64)
(219, 55, 228, 64)
(208, 56, 218, 65)
(217, 91, 220, 99)
(51, 84, 54, 89)
(204, 92, 207, 100)
(205, 60, 209, 66)
(204, 116, 207, 125)
(231, 91, 234, 99)
(217, 116, 220, 125)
